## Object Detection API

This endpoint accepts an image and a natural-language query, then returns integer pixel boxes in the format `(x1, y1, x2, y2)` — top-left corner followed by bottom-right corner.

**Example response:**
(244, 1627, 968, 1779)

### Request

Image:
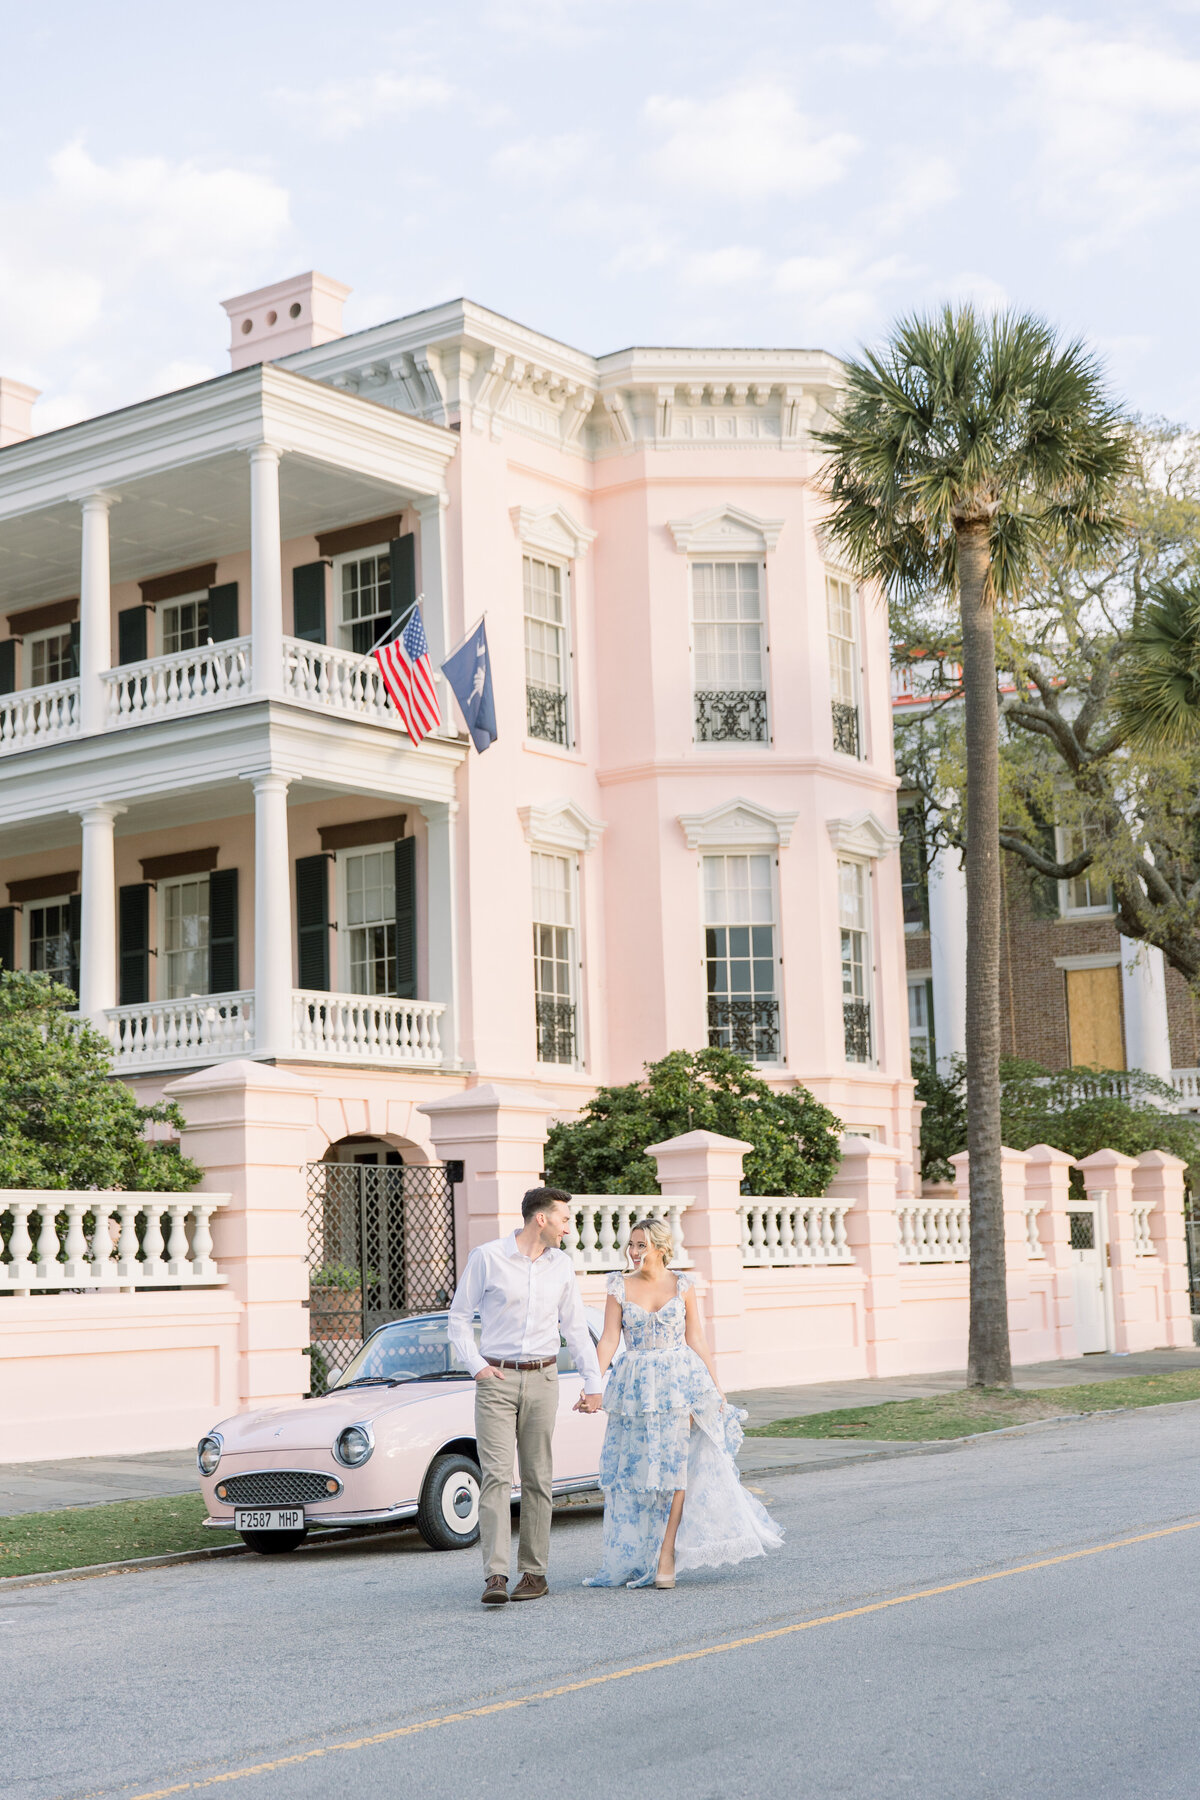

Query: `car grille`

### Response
(220, 1470, 340, 1507)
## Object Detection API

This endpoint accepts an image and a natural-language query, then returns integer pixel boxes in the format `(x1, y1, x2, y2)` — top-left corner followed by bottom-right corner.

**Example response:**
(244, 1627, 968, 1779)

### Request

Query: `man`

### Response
(449, 1186, 602, 1605)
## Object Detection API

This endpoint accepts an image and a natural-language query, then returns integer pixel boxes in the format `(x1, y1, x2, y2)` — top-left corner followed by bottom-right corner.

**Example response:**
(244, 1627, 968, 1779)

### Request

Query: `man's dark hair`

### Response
(521, 1185, 572, 1223)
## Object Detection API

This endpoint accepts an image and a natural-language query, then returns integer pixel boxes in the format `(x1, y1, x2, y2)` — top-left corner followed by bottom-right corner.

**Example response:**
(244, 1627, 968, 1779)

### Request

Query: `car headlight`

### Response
(197, 1433, 223, 1476)
(334, 1423, 374, 1468)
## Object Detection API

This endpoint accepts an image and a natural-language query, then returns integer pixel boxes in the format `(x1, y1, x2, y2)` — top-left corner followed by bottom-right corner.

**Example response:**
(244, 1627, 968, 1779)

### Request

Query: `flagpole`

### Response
(442, 613, 487, 662)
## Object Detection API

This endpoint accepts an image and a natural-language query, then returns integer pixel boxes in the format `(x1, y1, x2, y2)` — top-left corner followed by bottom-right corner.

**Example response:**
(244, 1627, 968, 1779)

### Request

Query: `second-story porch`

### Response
(0, 361, 458, 756)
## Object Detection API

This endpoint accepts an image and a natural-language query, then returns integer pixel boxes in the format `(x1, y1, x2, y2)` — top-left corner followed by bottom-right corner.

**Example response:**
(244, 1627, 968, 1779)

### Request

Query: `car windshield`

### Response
(331, 1316, 477, 1388)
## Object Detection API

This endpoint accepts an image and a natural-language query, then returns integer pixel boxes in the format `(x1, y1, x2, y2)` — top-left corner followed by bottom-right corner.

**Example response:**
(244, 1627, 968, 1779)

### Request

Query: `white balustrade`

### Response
(283, 636, 399, 727)
(1131, 1200, 1156, 1257)
(1171, 1069, 1200, 1107)
(0, 1192, 229, 1293)
(1024, 1202, 1046, 1260)
(103, 637, 253, 725)
(0, 678, 80, 751)
(570, 1198, 695, 1271)
(292, 990, 445, 1064)
(739, 1199, 854, 1267)
(102, 992, 255, 1071)
(897, 1202, 970, 1263)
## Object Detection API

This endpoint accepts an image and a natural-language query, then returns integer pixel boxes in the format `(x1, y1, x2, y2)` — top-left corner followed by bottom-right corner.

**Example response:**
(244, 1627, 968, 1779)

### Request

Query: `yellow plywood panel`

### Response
(1066, 965, 1125, 1069)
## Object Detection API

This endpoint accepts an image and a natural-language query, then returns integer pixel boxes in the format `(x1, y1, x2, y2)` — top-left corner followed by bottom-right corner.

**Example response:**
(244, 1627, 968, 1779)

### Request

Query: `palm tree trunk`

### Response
(958, 521, 1012, 1387)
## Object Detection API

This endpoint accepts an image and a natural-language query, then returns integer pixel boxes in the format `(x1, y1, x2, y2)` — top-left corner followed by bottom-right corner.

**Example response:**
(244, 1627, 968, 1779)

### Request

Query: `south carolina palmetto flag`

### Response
(372, 603, 442, 746)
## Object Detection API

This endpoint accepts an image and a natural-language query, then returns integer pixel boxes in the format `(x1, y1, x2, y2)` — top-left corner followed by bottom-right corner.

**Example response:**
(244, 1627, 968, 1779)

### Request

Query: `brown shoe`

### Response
(510, 1573, 548, 1601)
(481, 1575, 509, 1605)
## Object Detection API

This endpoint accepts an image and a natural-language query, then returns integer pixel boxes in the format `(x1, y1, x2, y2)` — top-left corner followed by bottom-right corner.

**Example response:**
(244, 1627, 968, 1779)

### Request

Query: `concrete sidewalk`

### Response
(5, 1347, 1199, 1517)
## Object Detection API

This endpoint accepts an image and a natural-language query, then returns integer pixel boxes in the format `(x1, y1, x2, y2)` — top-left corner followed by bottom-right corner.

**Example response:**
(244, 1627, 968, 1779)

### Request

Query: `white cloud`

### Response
(274, 72, 454, 141)
(645, 82, 859, 200)
(774, 248, 914, 340)
(491, 132, 594, 187)
(681, 246, 766, 287)
(0, 142, 291, 417)
(943, 270, 1010, 314)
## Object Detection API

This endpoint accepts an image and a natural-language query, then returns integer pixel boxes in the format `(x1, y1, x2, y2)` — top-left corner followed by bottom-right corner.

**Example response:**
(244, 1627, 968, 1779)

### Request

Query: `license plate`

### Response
(233, 1508, 304, 1533)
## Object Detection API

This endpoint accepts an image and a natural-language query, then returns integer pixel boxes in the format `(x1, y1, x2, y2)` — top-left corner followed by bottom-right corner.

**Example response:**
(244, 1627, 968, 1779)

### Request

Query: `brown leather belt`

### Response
(486, 1355, 557, 1371)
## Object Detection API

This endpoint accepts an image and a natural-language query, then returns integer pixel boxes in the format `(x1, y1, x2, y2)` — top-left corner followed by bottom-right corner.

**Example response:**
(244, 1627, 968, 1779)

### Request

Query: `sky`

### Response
(3, 0, 1200, 434)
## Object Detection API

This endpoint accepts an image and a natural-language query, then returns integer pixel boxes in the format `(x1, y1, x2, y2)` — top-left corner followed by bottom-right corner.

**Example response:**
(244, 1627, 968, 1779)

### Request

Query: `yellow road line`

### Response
(125, 1516, 1200, 1800)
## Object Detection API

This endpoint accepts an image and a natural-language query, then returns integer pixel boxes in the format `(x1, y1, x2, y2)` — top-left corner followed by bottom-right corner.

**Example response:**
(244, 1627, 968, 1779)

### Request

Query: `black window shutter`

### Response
(118, 606, 148, 665)
(292, 562, 328, 644)
(389, 535, 417, 627)
(0, 906, 13, 970)
(394, 835, 417, 998)
(118, 884, 150, 1005)
(208, 868, 239, 993)
(69, 620, 80, 679)
(207, 583, 239, 643)
(67, 892, 81, 998)
(295, 854, 330, 991)
(0, 641, 15, 695)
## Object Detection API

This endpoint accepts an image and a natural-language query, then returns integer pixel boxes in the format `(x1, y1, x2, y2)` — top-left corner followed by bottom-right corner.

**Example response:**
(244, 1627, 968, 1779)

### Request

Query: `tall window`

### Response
(692, 561, 768, 743)
(29, 628, 75, 687)
(345, 849, 396, 995)
(908, 975, 934, 1064)
(1057, 824, 1114, 916)
(29, 898, 76, 986)
(161, 595, 210, 656)
(524, 556, 569, 745)
(532, 850, 577, 1063)
(899, 805, 929, 931)
(827, 574, 862, 758)
(339, 552, 392, 655)
(703, 853, 779, 1063)
(163, 877, 210, 998)
(839, 859, 872, 1063)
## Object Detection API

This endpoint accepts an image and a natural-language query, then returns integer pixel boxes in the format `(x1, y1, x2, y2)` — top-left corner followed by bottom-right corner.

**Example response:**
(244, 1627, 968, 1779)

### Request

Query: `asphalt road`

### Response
(8, 1402, 1200, 1800)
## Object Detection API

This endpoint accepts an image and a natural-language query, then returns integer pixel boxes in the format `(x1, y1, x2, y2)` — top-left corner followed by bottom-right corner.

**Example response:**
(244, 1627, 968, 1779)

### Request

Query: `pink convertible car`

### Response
(196, 1309, 607, 1553)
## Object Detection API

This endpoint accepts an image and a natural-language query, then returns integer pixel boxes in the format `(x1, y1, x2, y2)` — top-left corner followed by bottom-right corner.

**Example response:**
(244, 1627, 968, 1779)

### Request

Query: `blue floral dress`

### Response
(583, 1270, 783, 1589)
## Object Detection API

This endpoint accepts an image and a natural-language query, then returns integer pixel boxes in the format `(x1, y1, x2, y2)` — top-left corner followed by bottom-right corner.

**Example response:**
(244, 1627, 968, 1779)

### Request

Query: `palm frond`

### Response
(1113, 576, 1200, 748)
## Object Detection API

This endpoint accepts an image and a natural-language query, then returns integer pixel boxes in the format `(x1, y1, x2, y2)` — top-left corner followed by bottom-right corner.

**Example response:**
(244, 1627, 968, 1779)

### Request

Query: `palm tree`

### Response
(818, 307, 1130, 1386)
(1115, 576, 1200, 749)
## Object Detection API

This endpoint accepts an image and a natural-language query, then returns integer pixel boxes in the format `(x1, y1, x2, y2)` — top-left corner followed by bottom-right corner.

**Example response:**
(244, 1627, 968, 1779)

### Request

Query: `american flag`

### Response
(373, 604, 442, 745)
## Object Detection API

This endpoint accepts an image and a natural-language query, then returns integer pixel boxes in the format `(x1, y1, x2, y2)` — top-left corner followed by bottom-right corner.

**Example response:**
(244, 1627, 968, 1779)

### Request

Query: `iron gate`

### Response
(304, 1161, 456, 1391)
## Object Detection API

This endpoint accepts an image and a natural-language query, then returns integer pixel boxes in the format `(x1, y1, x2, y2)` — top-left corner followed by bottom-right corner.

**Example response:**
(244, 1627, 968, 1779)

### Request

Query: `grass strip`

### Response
(0, 1491, 217, 1579)
(745, 1368, 1200, 1441)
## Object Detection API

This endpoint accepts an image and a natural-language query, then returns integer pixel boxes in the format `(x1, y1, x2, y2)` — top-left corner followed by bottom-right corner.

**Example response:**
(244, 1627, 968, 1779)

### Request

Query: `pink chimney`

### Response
(220, 271, 351, 372)
(0, 379, 40, 446)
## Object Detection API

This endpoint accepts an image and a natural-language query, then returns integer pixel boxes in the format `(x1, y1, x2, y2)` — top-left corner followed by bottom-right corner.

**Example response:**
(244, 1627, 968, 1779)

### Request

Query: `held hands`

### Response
(572, 1391, 603, 1413)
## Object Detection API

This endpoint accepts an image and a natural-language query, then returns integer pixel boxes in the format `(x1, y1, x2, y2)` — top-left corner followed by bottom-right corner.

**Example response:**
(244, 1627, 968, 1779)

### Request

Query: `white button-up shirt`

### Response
(448, 1232, 602, 1393)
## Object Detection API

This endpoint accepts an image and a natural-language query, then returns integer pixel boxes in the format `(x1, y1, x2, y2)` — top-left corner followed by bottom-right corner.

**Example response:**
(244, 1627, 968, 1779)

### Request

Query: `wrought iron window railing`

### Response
(843, 999, 873, 1063)
(707, 996, 780, 1063)
(536, 996, 577, 1064)
(831, 701, 861, 758)
(526, 683, 569, 745)
(694, 689, 769, 744)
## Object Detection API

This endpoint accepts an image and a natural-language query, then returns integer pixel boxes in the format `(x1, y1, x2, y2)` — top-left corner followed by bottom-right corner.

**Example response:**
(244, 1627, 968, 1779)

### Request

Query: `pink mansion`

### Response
(0, 273, 916, 1228)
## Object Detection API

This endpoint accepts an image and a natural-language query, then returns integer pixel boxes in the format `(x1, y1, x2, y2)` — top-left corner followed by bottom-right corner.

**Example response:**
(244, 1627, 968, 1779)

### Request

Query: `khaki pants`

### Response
(474, 1365, 558, 1579)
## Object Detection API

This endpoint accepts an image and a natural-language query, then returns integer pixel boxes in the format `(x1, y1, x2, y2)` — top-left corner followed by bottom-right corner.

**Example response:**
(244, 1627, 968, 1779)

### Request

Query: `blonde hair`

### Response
(626, 1215, 674, 1269)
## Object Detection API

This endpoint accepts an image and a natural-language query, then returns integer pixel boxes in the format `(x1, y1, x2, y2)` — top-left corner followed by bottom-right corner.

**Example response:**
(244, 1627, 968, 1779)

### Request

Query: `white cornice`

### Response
(518, 798, 606, 853)
(667, 505, 784, 555)
(510, 504, 596, 561)
(826, 810, 902, 860)
(678, 798, 798, 850)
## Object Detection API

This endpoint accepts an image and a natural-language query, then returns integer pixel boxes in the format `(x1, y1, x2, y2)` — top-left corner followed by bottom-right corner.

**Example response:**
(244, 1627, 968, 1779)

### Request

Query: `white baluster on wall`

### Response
(61, 1199, 91, 1280)
(6, 1199, 36, 1291)
(831, 1204, 850, 1262)
(165, 1202, 191, 1277)
(189, 1202, 217, 1279)
(139, 1203, 166, 1281)
(34, 1201, 61, 1281)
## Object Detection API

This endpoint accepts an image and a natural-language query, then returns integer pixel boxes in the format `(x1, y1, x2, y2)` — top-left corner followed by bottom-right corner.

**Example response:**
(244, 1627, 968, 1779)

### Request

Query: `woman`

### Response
(581, 1216, 782, 1590)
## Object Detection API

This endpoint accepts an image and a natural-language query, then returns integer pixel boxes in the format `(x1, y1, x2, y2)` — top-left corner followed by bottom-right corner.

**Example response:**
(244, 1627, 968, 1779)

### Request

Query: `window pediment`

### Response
(826, 811, 902, 859)
(519, 799, 605, 853)
(679, 797, 797, 850)
(510, 504, 596, 562)
(667, 505, 784, 556)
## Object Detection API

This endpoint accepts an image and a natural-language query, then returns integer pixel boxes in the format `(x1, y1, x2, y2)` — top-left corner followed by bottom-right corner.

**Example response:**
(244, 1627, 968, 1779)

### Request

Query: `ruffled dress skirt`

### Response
(583, 1339, 782, 1589)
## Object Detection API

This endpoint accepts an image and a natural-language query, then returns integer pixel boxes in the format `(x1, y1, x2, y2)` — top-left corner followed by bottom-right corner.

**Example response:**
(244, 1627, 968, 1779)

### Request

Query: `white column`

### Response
(927, 843, 967, 1068)
(414, 492, 451, 727)
(250, 445, 284, 699)
(78, 494, 112, 734)
(1120, 935, 1173, 1078)
(77, 801, 125, 1025)
(245, 772, 292, 1057)
(420, 799, 458, 1066)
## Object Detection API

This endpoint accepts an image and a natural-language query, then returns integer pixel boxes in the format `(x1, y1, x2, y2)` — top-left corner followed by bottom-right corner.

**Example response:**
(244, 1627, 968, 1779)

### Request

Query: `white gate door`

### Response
(1067, 1205, 1107, 1353)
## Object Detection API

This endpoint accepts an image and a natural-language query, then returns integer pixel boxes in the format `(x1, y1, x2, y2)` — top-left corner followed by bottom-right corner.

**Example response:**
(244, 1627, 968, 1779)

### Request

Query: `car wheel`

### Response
(417, 1452, 482, 1551)
(238, 1529, 307, 1555)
